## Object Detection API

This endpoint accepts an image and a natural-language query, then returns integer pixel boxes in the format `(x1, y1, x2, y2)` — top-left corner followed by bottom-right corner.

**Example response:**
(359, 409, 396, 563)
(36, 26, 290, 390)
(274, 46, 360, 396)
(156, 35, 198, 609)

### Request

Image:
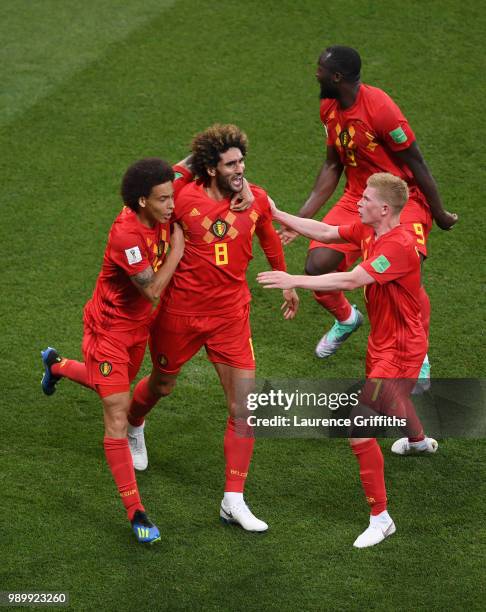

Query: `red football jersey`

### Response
(321, 84, 423, 204)
(338, 222, 426, 366)
(162, 176, 285, 316)
(84, 207, 170, 332)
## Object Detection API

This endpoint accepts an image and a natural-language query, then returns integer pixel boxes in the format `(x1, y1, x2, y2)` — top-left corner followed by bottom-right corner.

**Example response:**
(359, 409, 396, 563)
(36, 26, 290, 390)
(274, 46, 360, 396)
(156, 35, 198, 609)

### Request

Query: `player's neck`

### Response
(204, 181, 230, 202)
(136, 210, 156, 229)
(338, 82, 360, 110)
(373, 216, 400, 238)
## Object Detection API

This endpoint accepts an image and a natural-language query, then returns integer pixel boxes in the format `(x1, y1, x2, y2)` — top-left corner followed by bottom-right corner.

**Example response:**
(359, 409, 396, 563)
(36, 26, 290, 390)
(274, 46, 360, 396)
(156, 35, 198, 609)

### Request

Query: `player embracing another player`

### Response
(41, 158, 184, 544)
(126, 124, 299, 532)
(258, 172, 438, 548)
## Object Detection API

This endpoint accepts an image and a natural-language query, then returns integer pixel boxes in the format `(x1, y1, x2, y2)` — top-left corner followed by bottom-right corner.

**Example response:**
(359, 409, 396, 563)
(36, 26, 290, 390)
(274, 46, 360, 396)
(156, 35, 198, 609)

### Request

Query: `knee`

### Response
(305, 246, 345, 276)
(305, 251, 336, 276)
(304, 257, 323, 276)
(149, 376, 176, 398)
(105, 412, 128, 438)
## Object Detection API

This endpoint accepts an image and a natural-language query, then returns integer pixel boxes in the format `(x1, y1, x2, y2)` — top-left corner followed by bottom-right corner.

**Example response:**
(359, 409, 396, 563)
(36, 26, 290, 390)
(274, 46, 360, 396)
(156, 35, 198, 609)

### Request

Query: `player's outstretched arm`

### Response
(257, 265, 374, 292)
(131, 223, 185, 302)
(395, 142, 458, 230)
(269, 197, 344, 244)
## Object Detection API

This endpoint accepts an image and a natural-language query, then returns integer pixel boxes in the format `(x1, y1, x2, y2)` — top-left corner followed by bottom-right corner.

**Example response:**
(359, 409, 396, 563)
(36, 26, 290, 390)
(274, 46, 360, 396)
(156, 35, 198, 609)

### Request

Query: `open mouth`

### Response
(232, 176, 243, 189)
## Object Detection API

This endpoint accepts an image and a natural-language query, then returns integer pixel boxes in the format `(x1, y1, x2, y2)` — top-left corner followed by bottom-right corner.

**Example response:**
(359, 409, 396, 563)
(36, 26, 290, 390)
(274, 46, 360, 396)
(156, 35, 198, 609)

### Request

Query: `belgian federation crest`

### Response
(211, 219, 228, 239)
(99, 361, 112, 377)
(157, 240, 166, 257)
(339, 129, 351, 148)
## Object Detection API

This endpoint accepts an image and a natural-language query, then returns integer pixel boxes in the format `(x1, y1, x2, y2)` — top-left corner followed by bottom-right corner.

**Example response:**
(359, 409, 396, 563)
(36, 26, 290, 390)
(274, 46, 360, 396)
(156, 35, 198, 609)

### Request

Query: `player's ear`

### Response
(333, 71, 343, 83)
(139, 197, 146, 209)
(207, 166, 216, 177)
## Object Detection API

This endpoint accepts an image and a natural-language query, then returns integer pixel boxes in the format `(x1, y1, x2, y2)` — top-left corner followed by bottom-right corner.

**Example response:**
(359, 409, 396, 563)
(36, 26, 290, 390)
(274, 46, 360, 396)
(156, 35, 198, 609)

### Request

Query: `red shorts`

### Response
(365, 355, 422, 380)
(149, 304, 255, 374)
(360, 357, 424, 436)
(82, 320, 148, 397)
(308, 189, 433, 264)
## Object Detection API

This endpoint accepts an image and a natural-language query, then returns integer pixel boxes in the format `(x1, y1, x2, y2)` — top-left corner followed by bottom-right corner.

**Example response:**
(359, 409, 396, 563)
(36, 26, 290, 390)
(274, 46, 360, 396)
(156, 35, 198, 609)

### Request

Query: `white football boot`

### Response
(391, 436, 438, 456)
(127, 422, 148, 471)
(353, 511, 396, 548)
(315, 305, 364, 358)
(220, 498, 268, 532)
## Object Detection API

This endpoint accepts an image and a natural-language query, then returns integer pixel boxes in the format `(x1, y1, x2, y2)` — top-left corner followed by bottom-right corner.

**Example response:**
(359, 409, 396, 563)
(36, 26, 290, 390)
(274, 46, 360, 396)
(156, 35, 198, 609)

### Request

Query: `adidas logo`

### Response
(189, 208, 200, 216)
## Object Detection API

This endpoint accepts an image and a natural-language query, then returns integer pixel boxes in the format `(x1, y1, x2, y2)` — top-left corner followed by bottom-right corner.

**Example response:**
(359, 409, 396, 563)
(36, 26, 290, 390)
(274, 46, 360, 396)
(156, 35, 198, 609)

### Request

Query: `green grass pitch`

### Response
(1, 0, 485, 610)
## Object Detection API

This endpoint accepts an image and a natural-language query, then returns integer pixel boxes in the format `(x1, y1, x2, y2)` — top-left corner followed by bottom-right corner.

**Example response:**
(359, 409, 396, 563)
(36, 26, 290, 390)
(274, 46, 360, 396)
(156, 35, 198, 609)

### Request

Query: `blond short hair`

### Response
(367, 172, 409, 214)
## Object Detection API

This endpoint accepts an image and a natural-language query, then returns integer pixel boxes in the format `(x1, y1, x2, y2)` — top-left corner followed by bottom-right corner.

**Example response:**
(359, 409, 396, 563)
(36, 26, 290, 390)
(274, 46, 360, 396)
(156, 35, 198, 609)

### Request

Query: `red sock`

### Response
(127, 376, 160, 427)
(404, 396, 425, 442)
(224, 417, 255, 493)
(352, 439, 387, 515)
(419, 286, 430, 342)
(103, 437, 144, 521)
(313, 291, 352, 322)
(51, 358, 93, 390)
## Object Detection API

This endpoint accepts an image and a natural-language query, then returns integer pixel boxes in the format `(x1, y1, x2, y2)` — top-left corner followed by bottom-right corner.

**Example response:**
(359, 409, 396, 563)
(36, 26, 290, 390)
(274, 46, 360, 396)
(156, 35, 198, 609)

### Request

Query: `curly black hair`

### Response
(190, 124, 248, 183)
(121, 157, 174, 211)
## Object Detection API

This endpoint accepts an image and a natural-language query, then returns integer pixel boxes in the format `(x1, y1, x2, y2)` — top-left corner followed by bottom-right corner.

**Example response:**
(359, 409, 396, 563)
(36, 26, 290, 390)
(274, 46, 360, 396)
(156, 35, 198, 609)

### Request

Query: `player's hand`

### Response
(281, 288, 299, 319)
(230, 178, 254, 211)
(277, 226, 299, 245)
(257, 270, 296, 290)
(170, 222, 185, 259)
(435, 210, 458, 230)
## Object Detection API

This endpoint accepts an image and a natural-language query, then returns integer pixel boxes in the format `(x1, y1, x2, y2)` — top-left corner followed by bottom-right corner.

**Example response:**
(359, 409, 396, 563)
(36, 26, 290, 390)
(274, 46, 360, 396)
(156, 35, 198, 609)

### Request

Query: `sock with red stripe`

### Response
(104, 437, 144, 521)
(127, 376, 160, 428)
(224, 417, 255, 493)
(51, 359, 93, 390)
(352, 439, 387, 516)
(313, 291, 353, 322)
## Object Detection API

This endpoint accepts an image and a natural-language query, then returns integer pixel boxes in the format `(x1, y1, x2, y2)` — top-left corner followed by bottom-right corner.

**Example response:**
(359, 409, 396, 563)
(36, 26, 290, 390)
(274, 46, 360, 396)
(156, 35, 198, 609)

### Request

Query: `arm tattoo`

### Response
(132, 266, 154, 288)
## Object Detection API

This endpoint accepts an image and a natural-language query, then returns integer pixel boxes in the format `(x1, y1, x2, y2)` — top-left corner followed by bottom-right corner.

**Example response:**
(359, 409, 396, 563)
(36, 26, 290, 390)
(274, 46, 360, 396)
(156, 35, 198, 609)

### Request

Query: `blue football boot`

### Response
(40, 347, 62, 396)
(131, 510, 161, 544)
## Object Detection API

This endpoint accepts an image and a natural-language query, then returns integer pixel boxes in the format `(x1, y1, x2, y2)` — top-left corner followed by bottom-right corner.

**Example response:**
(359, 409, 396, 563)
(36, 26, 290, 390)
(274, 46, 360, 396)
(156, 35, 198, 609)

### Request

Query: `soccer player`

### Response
(40, 158, 185, 544)
(281, 45, 458, 377)
(258, 172, 438, 548)
(126, 124, 299, 532)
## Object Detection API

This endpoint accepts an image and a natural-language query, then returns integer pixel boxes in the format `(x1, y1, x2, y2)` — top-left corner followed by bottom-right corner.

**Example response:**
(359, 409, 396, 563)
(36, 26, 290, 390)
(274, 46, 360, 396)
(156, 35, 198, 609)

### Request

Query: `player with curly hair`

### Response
(126, 124, 299, 532)
(40, 158, 185, 544)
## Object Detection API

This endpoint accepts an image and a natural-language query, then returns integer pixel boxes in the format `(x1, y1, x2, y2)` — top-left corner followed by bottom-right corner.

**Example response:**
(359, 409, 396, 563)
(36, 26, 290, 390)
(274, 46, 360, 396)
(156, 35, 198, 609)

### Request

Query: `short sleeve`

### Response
(109, 231, 151, 277)
(338, 222, 365, 247)
(360, 239, 416, 284)
(373, 96, 416, 152)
